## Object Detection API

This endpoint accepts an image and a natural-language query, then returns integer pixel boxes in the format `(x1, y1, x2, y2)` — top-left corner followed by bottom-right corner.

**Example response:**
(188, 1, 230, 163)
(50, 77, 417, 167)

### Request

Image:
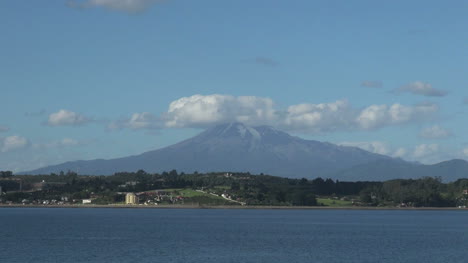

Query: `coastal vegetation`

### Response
(0, 170, 467, 208)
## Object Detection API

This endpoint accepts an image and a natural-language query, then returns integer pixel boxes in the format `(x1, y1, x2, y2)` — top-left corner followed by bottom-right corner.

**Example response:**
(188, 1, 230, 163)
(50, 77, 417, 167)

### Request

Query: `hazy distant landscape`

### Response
(5, 123, 468, 209)
(21, 123, 468, 182)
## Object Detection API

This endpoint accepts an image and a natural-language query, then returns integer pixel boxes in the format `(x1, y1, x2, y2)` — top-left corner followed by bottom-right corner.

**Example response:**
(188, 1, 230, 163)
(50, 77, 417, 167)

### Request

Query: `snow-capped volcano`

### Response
(24, 122, 392, 178)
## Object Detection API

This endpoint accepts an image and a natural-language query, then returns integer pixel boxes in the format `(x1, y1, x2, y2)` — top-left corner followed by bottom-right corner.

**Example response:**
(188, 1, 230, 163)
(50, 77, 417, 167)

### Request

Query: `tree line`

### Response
(0, 170, 467, 207)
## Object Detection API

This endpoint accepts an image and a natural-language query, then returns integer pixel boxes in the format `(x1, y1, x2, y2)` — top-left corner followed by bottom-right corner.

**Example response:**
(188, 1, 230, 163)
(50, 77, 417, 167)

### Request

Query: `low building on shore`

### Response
(125, 193, 139, 205)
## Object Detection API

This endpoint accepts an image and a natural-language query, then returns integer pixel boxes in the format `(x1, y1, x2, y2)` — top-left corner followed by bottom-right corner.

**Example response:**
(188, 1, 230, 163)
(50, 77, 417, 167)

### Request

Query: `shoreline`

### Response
(0, 204, 466, 210)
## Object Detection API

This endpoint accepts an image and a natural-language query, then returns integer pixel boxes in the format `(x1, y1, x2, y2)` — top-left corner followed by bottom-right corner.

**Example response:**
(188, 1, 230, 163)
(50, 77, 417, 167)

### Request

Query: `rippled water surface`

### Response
(0, 208, 467, 263)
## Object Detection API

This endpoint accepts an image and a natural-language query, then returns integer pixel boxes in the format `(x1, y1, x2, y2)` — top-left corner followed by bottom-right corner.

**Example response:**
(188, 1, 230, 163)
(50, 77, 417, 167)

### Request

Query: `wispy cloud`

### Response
(419, 125, 452, 139)
(393, 147, 407, 158)
(393, 81, 447, 97)
(253, 57, 278, 67)
(339, 141, 390, 155)
(338, 141, 468, 164)
(0, 126, 9, 133)
(413, 143, 440, 158)
(462, 147, 468, 157)
(1, 135, 30, 153)
(46, 110, 92, 127)
(25, 109, 46, 117)
(108, 112, 162, 131)
(361, 80, 383, 88)
(339, 141, 453, 164)
(0, 137, 93, 172)
(67, 0, 164, 14)
(33, 138, 88, 149)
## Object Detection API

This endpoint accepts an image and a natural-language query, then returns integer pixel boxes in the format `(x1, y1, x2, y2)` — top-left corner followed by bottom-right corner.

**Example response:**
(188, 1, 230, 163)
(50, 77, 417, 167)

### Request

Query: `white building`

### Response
(125, 193, 139, 205)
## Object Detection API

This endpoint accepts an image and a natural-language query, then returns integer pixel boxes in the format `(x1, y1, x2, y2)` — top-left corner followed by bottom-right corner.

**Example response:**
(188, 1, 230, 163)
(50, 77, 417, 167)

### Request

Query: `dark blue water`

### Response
(0, 208, 466, 263)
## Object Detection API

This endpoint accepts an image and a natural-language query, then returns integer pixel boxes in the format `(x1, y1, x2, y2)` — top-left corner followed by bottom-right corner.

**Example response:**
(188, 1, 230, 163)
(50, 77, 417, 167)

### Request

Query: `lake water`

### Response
(0, 208, 466, 263)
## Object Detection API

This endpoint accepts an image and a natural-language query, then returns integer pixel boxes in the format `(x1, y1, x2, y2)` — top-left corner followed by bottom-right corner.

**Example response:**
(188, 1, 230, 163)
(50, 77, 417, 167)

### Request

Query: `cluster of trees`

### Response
(359, 177, 468, 207)
(0, 170, 466, 207)
(0, 171, 13, 178)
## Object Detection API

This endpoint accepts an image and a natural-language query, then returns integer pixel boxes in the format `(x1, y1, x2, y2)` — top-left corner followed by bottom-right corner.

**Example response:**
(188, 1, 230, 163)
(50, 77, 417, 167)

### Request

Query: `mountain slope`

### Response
(24, 122, 392, 178)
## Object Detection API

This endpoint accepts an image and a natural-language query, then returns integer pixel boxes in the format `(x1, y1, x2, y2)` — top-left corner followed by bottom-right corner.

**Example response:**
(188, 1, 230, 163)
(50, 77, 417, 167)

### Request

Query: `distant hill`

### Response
(22, 122, 468, 181)
(332, 159, 468, 182)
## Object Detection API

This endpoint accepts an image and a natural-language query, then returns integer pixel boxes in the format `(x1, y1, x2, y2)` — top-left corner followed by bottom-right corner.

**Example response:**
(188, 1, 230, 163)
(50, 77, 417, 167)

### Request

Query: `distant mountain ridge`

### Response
(333, 158, 468, 182)
(23, 122, 468, 181)
(23, 122, 389, 177)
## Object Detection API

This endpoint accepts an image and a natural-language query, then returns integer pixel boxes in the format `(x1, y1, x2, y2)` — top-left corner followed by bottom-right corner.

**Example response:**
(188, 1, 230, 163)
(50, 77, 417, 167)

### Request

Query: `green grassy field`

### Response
(151, 188, 226, 200)
(213, 185, 230, 190)
(148, 189, 355, 207)
(317, 198, 354, 207)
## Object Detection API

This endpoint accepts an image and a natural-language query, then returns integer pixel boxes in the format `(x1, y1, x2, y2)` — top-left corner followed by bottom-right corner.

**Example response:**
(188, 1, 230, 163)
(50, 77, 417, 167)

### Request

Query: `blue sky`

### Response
(1, 0, 468, 172)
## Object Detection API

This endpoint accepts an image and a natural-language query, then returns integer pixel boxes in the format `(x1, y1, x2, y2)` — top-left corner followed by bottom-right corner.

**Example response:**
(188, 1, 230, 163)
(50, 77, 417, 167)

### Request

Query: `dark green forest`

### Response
(0, 170, 467, 207)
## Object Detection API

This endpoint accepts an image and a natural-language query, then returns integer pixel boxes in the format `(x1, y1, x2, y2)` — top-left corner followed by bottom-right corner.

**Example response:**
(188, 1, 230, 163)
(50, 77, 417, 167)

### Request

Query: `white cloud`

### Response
(60, 138, 80, 146)
(47, 110, 91, 126)
(419, 125, 452, 139)
(31, 138, 90, 151)
(280, 100, 437, 133)
(113, 95, 439, 134)
(164, 94, 276, 128)
(393, 147, 407, 158)
(283, 100, 356, 133)
(0, 138, 90, 172)
(1, 136, 30, 153)
(0, 126, 9, 132)
(67, 0, 162, 13)
(413, 144, 440, 158)
(108, 112, 161, 130)
(339, 141, 411, 159)
(356, 102, 438, 130)
(36, 138, 82, 149)
(394, 81, 447, 97)
(361, 81, 382, 88)
(338, 141, 448, 163)
(334, 140, 466, 164)
(340, 141, 390, 155)
(407, 144, 467, 164)
(355, 105, 388, 130)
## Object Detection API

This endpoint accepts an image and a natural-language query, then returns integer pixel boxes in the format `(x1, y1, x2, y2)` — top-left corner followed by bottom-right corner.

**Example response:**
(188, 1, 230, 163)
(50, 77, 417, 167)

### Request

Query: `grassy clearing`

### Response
(317, 198, 353, 207)
(149, 188, 225, 200)
(144, 188, 233, 206)
(180, 189, 222, 198)
(213, 185, 230, 190)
